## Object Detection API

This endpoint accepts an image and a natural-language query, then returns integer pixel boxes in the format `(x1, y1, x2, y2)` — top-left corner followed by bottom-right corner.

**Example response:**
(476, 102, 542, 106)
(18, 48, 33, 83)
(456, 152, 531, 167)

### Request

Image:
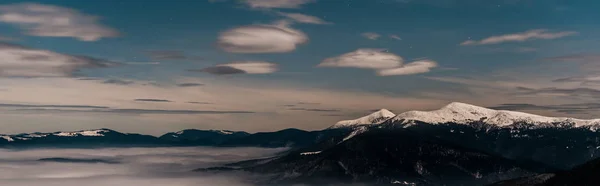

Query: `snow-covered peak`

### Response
(329, 109, 396, 129)
(392, 102, 600, 127)
(53, 129, 112, 137)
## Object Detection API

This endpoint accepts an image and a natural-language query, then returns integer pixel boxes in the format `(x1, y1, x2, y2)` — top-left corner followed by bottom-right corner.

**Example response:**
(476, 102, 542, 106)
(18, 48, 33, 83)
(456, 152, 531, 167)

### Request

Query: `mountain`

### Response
(492, 157, 600, 186)
(389, 102, 600, 129)
(329, 109, 395, 129)
(0, 129, 163, 148)
(159, 129, 250, 146)
(377, 102, 600, 169)
(232, 128, 547, 185)
(1, 128, 350, 149)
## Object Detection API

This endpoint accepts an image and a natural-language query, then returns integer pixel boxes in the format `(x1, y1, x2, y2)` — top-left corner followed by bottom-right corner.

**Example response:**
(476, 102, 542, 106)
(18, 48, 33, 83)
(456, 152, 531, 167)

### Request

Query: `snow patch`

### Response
(299, 151, 321, 155)
(330, 109, 395, 128)
(1, 136, 14, 142)
(341, 126, 368, 142)
(54, 129, 110, 137)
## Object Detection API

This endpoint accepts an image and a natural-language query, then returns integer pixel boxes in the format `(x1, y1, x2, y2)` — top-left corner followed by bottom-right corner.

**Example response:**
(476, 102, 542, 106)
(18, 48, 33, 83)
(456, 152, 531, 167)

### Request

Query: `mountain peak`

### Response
(329, 109, 396, 129)
(392, 102, 600, 127)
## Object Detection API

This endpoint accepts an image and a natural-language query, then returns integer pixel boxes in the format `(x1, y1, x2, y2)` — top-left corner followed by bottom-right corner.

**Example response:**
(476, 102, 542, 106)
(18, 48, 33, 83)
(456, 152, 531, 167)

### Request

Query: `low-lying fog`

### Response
(0, 147, 287, 186)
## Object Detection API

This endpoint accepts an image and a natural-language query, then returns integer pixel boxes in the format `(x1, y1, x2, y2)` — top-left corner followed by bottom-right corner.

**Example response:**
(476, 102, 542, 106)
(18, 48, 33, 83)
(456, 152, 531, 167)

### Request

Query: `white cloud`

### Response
(389, 34, 402, 40)
(319, 49, 439, 76)
(0, 43, 116, 77)
(460, 29, 577, 46)
(0, 3, 118, 41)
(318, 49, 403, 69)
(217, 22, 308, 53)
(197, 61, 278, 75)
(277, 12, 329, 24)
(377, 60, 438, 76)
(242, 0, 315, 9)
(362, 32, 381, 40)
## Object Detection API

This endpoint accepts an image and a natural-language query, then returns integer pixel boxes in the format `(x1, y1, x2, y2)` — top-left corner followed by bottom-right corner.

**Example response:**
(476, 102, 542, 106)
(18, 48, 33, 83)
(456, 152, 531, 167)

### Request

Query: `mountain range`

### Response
(3, 102, 600, 185)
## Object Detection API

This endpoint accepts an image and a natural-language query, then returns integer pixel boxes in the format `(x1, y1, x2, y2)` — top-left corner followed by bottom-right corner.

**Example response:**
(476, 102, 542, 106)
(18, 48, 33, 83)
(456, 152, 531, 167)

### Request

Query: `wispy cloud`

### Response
(377, 60, 438, 76)
(277, 12, 330, 24)
(542, 53, 600, 62)
(241, 0, 316, 9)
(0, 42, 118, 77)
(134, 99, 173, 103)
(192, 61, 278, 75)
(361, 32, 381, 40)
(389, 34, 402, 40)
(491, 103, 600, 115)
(103, 79, 135, 85)
(460, 29, 577, 46)
(0, 103, 109, 109)
(145, 50, 203, 61)
(177, 83, 205, 87)
(288, 107, 341, 112)
(516, 87, 600, 99)
(0, 3, 118, 41)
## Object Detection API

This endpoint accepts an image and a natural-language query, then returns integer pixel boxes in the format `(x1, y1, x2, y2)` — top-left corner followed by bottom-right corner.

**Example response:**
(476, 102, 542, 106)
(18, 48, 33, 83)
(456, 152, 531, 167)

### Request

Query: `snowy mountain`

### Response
(159, 129, 250, 145)
(390, 102, 600, 128)
(1, 129, 113, 142)
(0, 129, 162, 148)
(329, 109, 395, 129)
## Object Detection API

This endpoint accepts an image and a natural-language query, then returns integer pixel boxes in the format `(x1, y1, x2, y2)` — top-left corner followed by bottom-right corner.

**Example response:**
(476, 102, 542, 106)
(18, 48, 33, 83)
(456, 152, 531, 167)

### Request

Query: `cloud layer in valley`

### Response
(0, 147, 286, 186)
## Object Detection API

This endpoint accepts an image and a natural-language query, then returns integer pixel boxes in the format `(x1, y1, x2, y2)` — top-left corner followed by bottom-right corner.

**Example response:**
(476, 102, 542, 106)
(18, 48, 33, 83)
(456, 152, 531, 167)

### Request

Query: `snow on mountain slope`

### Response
(391, 102, 600, 127)
(0, 129, 114, 142)
(329, 109, 395, 129)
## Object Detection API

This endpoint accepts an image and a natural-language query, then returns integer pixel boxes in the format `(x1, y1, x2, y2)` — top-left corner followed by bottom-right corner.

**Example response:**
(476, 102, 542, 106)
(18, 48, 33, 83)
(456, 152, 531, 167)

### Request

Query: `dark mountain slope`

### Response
(243, 128, 546, 185)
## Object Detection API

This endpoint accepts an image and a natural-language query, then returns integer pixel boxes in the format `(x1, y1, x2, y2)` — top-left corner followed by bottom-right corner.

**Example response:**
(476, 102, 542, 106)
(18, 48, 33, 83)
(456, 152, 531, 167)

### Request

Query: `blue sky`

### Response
(0, 0, 599, 135)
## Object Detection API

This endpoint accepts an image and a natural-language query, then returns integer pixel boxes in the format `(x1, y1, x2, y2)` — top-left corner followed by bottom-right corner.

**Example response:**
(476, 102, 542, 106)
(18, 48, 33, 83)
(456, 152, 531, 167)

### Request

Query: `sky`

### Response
(0, 0, 599, 135)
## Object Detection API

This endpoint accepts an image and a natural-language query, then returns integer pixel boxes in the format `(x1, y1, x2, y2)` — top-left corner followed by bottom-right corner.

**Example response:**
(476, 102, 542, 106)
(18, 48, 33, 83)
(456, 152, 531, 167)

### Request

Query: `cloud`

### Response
(134, 99, 172, 103)
(187, 102, 212, 104)
(377, 60, 438, 76)
(242, 0, 315, 9)
(361, 32, 381, 40)
(193, 61, 278, 75)
(543, 53, 600, 62)
(389, 34, 402, 40)
(460, 29, 577, 46)
(146, 50, 203, 61)
(0, 42, 118, 77)
(277, 12, 329, 24)
(217, 22, 308, 53)
(318, 49, 403, 69)
(12, 108, 255, 115)
(177, 83, 204, 87)
(103, 79, 135, 85)
(490, 103, 600, 115)
(516, 87, 600, 99)
(288, 108, 341, 112)
(0, 103, 109, 109)
(0, 147, 284, 186)
(318, 49, 437, 76)
(0, 3, 118, 41)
